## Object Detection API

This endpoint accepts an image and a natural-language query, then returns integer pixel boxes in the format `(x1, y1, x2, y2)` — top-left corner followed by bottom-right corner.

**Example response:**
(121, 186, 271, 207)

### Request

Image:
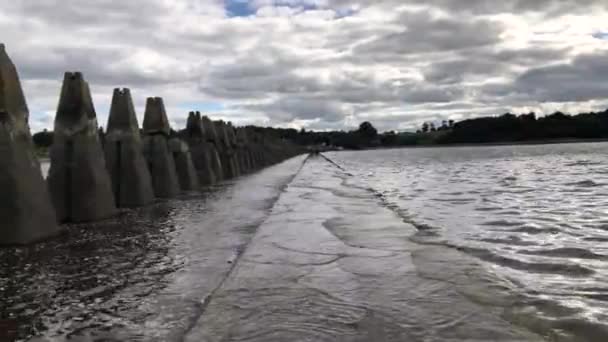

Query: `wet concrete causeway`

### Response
(183, 155, 542, 342)
(1, 154, 549, 341)
(0, 156, 307, 341)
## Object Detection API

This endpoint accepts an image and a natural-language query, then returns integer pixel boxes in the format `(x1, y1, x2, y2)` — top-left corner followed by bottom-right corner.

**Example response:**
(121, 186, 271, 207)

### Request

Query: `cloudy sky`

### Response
(2, 0, 608, 132)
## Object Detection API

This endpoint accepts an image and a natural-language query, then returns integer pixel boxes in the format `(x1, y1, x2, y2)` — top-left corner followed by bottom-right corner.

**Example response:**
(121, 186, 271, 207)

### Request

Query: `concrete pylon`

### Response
(104, 88, 155, 208)
(183, 112, 217, 186)
(201, 114, 219, 143)
(227, 122, 245, 174)
(0, 44, 61, 245)
(47, 72, 117, 222)
(142, 97, 180, 198)
(186, 111, 203, 138)
(201, 115, 224, 182)
(226, 122, 238, 147)
(169, 138, 200, 191)
(235, 127, 253, 173)
(215, 120, 240, 179)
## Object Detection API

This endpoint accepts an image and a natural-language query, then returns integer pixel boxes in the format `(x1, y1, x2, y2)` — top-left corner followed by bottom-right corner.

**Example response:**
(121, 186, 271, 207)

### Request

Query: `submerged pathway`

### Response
(1, 157, 306, 341)
(184, 155, 541, 342)
(3, 154, 545, 341)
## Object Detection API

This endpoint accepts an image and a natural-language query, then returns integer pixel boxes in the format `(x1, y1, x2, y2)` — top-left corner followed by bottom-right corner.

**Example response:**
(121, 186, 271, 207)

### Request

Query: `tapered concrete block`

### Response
(142, 97, 180, 198)
(201, 115, 219, 143)
(143, 97, 171, 136)
(215, 120, 231, 149)
(47, 72, 116, 223)
(0, 44, 61, 245)
(169, 138, 200, 191)
(199, 115, 223, 181)
(226, 122, 238, 147)
(187, 141, 218, 186)
(186, 111, 204, 138)
(235, 127, 252, 173)
(183, 112, 217, 185)
(104, 88, 155, 208)
(215, 121, 240, 179)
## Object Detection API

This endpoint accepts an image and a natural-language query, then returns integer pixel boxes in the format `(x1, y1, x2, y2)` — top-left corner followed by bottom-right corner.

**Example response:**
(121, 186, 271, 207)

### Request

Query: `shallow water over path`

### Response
(328, 143, 608, 341)
(5, 149, 606, 341)
(184, 155, 541, 342)
(1, 156, 306, 341)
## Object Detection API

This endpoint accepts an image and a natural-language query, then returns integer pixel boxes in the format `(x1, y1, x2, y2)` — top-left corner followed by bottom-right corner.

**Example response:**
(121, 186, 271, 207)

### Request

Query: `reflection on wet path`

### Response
(0, 156, 307, 341)
(184, 155, 541, 342)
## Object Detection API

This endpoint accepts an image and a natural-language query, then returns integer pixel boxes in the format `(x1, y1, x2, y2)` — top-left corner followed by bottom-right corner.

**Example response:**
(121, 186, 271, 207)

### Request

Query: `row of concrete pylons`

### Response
(0, 44, 301, 245)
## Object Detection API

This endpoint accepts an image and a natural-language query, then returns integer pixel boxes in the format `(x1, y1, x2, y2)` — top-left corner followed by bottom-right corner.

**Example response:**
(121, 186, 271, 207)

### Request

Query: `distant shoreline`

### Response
(329, 137, 608, 152)
(409, 137, 608, 149)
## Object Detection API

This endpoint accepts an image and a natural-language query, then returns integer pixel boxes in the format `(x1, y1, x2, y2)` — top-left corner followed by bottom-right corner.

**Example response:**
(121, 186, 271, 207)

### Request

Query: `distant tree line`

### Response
(262, 109, 608, 149)
(32, 129, 53, 148)
(30, 109, 608, 152)
(437, 110, 608, 144)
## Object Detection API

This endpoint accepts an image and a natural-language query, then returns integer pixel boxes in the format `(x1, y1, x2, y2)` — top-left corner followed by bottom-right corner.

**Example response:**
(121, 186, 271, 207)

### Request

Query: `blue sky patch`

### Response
(225, 0, 321, 17)
(592, 31, 608, 40)
(335, 7, 358, 19)
(225, 0, 256, 17)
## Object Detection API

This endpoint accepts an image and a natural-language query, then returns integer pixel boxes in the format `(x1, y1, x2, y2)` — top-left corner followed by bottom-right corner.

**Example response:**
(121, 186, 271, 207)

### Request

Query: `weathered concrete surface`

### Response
(196, 112, 224, 182)
(0, 44, 61, 244)
(185, 111, 203, 137)
(201, 115, 224, 182)
(169, 138, 200, 191)
(201, 114, 219, 143)
(184, 155, 543, 342)
(225, 122, 241, 176)
(47, 72, 117, 222)
(182, 112, 217, 185)
(215, 121, 240, 179)
(104, 88, 155, 208)
(142, 97, 180, 198)
(143, 97, 171, 136)
(235, 127, 254, 174)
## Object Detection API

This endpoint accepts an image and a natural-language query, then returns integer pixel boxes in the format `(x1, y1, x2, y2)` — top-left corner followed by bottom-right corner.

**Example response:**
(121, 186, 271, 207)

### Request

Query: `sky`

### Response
(2, 0, 608, 133)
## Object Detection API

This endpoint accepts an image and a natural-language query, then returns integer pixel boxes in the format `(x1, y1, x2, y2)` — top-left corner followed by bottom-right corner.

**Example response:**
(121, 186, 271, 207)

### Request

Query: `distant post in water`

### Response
(142, 97, 180, 198)
(0, 44, 61, 245)
(47, 72, 117, 222)
(104, 88, 155, 208)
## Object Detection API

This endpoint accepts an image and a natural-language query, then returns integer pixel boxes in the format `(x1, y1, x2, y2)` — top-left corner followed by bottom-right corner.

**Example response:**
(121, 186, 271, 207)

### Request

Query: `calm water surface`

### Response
(327, 142, 608, 338)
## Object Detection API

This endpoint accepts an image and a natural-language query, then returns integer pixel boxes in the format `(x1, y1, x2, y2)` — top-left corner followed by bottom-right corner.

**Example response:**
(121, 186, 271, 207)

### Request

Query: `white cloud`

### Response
(1, 0, 607, 133)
